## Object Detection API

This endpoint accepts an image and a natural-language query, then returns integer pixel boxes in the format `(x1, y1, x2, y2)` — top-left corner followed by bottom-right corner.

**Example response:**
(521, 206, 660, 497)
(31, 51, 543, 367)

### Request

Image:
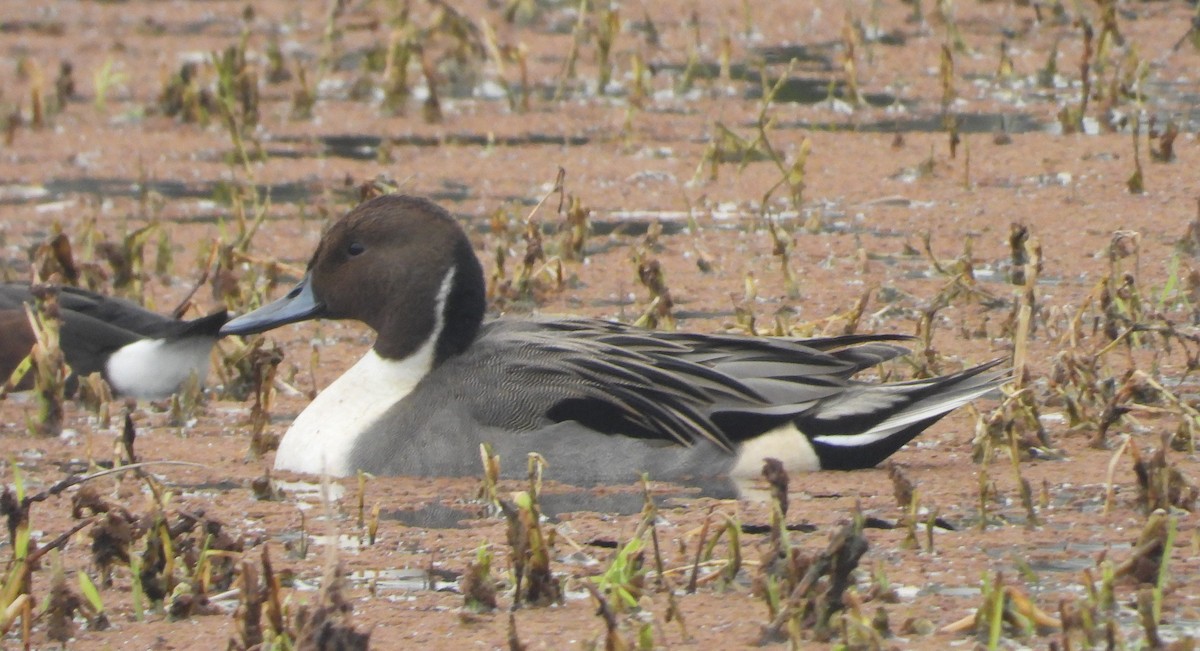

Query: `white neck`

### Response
(274, 267, 455, 476)
(274, 348, 433, 475)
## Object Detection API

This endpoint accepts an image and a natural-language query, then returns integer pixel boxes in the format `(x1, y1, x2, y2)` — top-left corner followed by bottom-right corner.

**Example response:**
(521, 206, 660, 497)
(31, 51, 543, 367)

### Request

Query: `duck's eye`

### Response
(347, 242, 366, 257)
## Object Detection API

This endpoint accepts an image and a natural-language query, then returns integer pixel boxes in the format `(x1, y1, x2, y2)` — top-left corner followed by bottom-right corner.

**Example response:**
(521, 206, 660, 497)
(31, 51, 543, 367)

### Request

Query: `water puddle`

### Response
(266, 132, 591, 160)
(348, 568, 461, 593)
(591, 207, 949, 242)
(274, 479, 346, 502)
(383, 501, 488, 530)
(924, 584, 982, 598)
(783, 112, 1047, 135)
(36, 178, 319, 206)
(653, 44, 897, 106)
(384, 480, 733, 530)
(306, 533, 370, 550)
(750, 77, 897, 107)
(2, 177, 490, 213)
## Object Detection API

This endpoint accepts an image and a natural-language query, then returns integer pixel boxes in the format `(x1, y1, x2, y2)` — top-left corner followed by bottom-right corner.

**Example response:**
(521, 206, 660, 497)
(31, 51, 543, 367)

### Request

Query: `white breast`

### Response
(274, 267, 455, 476)
(273, 348, 432, 476)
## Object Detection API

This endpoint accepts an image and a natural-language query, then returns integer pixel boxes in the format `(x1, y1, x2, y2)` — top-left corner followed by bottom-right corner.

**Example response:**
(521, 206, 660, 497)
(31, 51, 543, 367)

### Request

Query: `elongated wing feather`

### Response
(404, 318, 941, 451)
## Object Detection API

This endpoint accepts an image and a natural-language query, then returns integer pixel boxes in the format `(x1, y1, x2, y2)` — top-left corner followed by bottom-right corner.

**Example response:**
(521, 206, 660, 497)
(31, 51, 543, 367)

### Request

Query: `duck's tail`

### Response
(166, 310, 229, 340)
(797, 359, 1009, 470)
(106, 315, 228, 399)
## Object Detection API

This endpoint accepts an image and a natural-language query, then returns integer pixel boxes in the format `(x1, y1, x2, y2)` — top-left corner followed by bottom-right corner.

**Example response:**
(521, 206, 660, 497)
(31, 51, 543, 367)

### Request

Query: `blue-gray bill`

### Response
(221, 273, 326, 336)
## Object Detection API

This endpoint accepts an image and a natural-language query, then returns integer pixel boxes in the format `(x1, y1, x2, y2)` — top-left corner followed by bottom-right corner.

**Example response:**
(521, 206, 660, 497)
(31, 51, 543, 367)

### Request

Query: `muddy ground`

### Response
(1, 0, 1200, 649)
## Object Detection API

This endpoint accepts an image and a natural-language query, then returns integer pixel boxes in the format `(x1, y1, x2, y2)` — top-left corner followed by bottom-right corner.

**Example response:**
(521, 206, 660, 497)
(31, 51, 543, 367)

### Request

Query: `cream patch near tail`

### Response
(728, 422, 821, 479)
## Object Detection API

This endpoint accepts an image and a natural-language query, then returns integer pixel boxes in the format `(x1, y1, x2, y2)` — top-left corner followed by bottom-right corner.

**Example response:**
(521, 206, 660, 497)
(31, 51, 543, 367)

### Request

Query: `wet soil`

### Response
(2, 0, 1200, 649)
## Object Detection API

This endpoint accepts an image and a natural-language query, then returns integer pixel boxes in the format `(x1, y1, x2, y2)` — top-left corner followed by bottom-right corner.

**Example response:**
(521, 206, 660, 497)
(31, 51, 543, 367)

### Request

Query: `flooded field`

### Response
(1, 0, 1199, 648)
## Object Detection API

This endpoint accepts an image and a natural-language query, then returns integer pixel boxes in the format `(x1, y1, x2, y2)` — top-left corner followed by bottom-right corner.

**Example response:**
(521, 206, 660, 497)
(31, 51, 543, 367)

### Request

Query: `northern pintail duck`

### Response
(223, 195, 1007, 483)
(0, 283, 227, 399)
